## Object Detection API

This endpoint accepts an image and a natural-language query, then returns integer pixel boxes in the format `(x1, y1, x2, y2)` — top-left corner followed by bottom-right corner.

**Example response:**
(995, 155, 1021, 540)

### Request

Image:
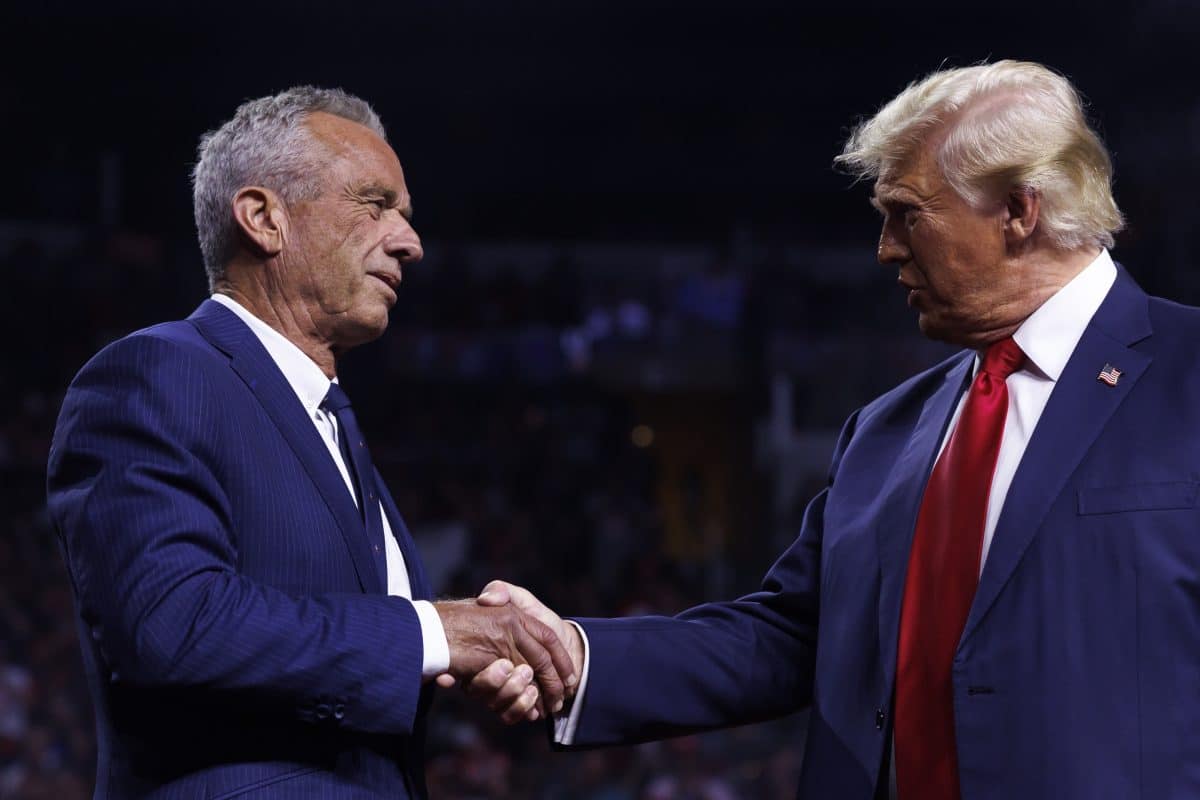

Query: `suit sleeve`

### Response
(46, 333, 424, 736)
(560, 408, 861, 747)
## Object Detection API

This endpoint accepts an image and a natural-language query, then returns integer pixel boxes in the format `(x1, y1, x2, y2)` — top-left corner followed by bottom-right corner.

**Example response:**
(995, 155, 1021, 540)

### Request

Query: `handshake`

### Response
(433, 581, 580, 725)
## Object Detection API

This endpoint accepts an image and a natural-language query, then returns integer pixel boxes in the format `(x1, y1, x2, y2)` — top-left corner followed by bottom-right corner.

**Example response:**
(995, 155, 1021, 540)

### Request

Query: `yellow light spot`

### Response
(631, 425, 654, 448)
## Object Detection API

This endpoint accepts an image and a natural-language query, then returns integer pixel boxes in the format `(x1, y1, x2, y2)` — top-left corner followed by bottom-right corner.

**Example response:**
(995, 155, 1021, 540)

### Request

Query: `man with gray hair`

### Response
(474, 60, 1200, 799)
(46, 86, 571, 799)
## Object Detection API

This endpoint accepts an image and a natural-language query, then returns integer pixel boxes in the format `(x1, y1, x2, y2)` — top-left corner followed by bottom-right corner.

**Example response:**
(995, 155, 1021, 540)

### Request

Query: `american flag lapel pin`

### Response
(1097, 363, 1122, 386)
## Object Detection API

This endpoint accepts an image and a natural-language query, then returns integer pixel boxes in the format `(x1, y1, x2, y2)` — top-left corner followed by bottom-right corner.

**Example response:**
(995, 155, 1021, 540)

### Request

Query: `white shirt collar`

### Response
(210, 293, 334, 415)
(1008, 248, 1118, 382)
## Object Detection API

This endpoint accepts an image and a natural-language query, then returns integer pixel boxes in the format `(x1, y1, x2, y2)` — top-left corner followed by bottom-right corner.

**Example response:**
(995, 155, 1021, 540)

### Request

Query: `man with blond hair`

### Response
(474, 61, 1200, 799)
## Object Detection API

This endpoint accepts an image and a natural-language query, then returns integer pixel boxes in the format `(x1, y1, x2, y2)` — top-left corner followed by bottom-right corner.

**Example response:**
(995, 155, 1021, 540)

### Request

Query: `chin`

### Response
(363, 316, 390, 341)
(918, 312, 989, 349)
(341, 313, 390, 349)
(915, 313, 957, 345)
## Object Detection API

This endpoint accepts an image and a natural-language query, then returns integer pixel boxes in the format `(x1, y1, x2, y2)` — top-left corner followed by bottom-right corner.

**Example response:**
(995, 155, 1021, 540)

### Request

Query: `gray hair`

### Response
(191, 86, 387, 287)
(836, 60, 1124, 251)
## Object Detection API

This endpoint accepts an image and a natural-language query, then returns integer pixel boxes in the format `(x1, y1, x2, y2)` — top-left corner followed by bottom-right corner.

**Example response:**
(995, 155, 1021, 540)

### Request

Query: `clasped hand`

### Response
(433, 583, 581, 725)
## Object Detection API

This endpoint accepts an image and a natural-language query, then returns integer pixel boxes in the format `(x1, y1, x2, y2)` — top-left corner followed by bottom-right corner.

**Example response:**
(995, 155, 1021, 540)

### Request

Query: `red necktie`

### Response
(894, 337, 1025, 800)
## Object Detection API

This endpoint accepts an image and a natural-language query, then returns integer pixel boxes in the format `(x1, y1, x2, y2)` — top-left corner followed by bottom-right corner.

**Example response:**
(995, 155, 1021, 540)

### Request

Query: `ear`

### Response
(231, 186, 287, 258)
(1003, 187, 1040, 250)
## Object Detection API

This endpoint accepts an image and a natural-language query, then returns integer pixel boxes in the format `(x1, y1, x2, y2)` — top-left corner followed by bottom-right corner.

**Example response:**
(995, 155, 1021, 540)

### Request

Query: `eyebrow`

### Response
(871, 189, 920, 210)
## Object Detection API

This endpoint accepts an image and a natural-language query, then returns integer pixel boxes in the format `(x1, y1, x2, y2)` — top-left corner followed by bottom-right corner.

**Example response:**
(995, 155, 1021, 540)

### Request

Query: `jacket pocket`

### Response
(1077, 482, 1198, 515)
(210, 765, 324, 800)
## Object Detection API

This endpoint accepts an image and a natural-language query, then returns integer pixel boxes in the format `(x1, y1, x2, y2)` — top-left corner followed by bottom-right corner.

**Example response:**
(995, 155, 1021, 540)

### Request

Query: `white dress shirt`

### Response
(555, 249, 1119, 750)
(938, 248, 1117, 572)
(211, 293, 450, 678)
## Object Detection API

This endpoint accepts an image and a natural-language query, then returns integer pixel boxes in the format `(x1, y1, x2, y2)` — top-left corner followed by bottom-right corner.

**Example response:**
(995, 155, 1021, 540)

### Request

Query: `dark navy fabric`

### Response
(320, 383, 389, 589)
(567, 266, 1200, 800)
(47, 299, 434, 799)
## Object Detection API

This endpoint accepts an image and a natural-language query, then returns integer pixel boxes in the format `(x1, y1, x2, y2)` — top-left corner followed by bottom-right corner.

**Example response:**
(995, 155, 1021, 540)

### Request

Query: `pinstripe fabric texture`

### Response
(46, 300, 434, 799)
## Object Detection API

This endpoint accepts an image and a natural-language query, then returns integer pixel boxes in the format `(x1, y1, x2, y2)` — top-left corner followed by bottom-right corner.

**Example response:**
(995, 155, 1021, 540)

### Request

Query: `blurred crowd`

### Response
(5, 6, 1199, 796)
(2, 183, 1184, 796)
(0, 228, 853, 799)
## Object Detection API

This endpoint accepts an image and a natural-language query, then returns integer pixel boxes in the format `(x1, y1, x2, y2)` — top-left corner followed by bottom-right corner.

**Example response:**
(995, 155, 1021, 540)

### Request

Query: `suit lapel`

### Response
(376, 474, 433, 600)
(187, 299, 383, 594)
(961, 267, 1153, 645)
(876, 353, 974, 693)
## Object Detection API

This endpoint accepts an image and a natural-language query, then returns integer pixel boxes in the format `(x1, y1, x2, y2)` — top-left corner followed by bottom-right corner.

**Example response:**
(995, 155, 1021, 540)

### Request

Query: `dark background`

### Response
(2, 2, 1198, 798)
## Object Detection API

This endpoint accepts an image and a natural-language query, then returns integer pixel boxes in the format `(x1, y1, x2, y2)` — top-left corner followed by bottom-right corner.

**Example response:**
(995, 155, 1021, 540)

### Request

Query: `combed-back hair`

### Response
(836, 60, 1123, 250)
(192, 86, 386, 288)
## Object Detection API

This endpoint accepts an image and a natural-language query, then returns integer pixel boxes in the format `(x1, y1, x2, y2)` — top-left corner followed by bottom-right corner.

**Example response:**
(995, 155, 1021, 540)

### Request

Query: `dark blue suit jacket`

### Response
(568, 267, 1200, 799)
(47, 300, 435, 799)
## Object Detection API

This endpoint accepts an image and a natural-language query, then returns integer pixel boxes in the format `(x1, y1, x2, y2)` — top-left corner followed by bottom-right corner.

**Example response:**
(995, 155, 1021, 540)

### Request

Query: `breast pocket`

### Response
(1077, 482, 1198, 515)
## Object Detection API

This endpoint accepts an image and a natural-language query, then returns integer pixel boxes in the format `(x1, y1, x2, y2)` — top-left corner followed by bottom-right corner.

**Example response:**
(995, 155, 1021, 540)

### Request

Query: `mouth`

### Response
(897, 274, 924, 308)
(368, 271, 400, 300)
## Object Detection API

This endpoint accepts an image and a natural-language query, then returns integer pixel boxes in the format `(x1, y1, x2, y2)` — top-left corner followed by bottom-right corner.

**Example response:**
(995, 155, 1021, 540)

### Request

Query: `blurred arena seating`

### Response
(0, 223, 958, 799)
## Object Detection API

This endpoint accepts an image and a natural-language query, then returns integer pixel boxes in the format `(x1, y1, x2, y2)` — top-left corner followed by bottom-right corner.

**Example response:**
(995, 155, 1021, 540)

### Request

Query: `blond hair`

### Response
(836, 60, 1123, 250)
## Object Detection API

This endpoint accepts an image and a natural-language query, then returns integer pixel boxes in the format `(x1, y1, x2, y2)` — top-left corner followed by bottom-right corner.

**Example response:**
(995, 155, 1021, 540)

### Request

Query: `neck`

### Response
(214, 269, 338, 379)
(966, 245, 1103, 350)
(1032, 244, 1103, 288)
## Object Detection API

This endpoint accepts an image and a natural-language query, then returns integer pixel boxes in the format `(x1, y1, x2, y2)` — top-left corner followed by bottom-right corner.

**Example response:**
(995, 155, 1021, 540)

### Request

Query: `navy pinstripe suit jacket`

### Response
(47, 299, 435, 799)
(561, 267, 1200, 799)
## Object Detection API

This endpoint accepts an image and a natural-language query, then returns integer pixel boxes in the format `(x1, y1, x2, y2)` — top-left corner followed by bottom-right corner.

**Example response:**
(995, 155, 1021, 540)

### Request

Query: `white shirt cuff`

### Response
(413, 599, 450, 679)
(553, 620, 590, 745)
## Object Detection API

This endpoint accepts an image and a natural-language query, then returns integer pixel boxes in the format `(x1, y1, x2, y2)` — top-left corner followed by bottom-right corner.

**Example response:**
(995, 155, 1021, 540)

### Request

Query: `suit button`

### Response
(316, 703, 331, 720)
(333, 703, 345, 720)
(875, 708, 886, 730)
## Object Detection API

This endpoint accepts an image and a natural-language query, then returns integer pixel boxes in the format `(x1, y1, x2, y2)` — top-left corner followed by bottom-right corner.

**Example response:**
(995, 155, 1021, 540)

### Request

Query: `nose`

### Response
(877, 218, 909, 266)
(385, 216, 424, 264)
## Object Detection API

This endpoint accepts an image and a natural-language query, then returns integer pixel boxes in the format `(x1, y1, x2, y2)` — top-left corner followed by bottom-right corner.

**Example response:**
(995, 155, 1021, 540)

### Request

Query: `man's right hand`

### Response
(433, 599, 577, 716)
(469, 581, 584, 721)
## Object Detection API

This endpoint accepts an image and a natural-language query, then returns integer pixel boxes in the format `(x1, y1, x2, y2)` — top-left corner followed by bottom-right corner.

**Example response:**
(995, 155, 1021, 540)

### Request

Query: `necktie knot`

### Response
(321, 382, 352, 414)
(980, 337, 1024, 381)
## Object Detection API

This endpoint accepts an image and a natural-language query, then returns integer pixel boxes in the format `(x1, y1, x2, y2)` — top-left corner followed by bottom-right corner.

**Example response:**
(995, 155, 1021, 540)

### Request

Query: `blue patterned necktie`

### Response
(321, 383, 387, 580)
